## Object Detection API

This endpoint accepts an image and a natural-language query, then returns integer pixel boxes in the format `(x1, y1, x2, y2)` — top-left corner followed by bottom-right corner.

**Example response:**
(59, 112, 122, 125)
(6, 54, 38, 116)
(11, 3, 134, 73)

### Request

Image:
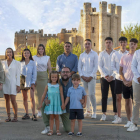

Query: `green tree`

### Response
(15, 39, 83, 70)
(46, 38, 64, 68)
(121, 24, 140, 49)
(72, 43, 82, 59)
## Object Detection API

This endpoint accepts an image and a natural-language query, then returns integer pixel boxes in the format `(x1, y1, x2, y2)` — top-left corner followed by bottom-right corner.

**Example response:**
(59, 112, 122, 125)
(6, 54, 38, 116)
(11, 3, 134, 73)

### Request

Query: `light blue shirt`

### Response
(21, 60, 37, 87)
(56, 53, 78, 72)
(67, 85, 86, 109)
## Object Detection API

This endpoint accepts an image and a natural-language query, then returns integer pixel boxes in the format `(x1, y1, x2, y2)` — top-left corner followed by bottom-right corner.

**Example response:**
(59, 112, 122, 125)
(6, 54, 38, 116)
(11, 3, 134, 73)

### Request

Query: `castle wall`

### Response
(91, 14, 99, 52)
(14, 1, 122, 54)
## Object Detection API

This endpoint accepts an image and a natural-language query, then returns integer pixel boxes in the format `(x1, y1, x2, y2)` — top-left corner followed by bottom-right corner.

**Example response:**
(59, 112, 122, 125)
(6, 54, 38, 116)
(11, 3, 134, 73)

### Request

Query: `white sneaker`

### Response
(41, 126, 50, 134)
(127, 124, 138, 132)
(100, 114, 106, 121)
(91, 113, 96, 119)
(112, 117, 122, 124)
(124, 121, 133, 128)
(37, 111, 42, 118)
(84, 112, 91, 117)
(114, 115, 118, 120)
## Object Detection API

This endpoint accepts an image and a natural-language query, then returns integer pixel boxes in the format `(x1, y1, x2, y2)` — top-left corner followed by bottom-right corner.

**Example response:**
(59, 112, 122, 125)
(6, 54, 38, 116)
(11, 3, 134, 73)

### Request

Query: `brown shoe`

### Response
(5, 113, 11, 122)
(11, 114, 18, 122)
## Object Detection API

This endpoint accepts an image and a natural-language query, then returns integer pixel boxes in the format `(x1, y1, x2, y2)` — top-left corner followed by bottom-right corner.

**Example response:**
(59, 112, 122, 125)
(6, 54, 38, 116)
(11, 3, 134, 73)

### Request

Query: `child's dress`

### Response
(44, 83, 66, 115)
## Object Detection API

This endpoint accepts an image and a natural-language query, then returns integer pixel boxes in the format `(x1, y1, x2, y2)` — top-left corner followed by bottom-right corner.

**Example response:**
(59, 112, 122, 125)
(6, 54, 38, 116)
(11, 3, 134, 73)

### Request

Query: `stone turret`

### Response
(116, 6, 122, 41)
(83, 2, 92, 41)
(99, 1, 107, 51)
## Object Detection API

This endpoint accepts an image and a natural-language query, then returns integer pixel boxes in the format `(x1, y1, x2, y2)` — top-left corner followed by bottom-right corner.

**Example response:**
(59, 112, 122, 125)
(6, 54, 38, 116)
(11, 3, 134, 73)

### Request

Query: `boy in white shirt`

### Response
(98, 37, 117, 121)
(78, 39, 98, 119)
(111, 37, 128, 124)
(127, 39, 139, 132)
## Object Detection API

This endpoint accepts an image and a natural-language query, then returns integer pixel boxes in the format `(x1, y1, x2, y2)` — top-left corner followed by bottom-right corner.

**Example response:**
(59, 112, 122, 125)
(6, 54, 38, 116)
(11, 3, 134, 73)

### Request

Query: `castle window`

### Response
(94, 43, 96, 46)
(92, 27, 95, 33)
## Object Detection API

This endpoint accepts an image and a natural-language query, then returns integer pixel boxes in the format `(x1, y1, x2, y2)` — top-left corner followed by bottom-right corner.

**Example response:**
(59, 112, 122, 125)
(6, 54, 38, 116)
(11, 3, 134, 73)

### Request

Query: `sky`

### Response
(0, 0, 140, 55)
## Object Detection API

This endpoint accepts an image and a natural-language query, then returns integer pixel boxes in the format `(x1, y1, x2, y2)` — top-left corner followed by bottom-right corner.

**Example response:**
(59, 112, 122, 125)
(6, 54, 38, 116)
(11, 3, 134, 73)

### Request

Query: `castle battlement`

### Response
(61, 28, 77, 33)
(14, 1, 122, 53)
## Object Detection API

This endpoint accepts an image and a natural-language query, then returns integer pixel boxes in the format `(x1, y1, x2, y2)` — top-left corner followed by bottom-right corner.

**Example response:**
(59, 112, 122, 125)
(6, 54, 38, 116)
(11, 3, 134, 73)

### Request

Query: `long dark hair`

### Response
(37, 44, 46, 56)
(5, 48, 15, 60)
(21, 49, 33, 62)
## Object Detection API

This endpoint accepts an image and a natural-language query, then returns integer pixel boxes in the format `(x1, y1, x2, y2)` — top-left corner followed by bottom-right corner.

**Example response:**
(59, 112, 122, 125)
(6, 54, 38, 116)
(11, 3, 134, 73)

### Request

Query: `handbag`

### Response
(20, 75, 30, 90)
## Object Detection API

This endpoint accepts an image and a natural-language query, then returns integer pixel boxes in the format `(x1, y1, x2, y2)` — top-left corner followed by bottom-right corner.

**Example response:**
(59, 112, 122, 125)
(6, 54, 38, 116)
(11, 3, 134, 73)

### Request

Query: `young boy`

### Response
(111, 37, 128, 124)
(98, 37, 117, 121)
(127, 39, 139, 132)
(65, 74, 87, 136)
(119, 38, 138, 128)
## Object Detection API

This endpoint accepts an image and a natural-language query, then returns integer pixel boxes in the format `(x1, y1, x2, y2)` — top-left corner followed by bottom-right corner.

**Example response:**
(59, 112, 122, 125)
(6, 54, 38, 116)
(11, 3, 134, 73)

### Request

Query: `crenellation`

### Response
(29, 30, 34, 33)
(99, 1, 107, 13)
(108, 4, 116, 14)
(84, 2, 91, 13)
(61, 28, 66, 33)
(81, 10, 83, 16)
(48, 34, 52, 37)
(14, 1, 122, 53)
(19, 30, 25, 33)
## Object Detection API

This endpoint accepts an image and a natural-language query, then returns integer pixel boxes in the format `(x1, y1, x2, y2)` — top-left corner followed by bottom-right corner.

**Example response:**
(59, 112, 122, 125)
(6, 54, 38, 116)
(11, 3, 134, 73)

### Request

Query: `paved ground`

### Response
(0, 83, 140, 140)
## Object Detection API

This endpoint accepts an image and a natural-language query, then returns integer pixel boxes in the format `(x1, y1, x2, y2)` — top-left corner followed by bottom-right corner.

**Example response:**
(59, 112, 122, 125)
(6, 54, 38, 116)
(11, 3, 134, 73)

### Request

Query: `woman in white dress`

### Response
(33, 44, 51, 117)
(2, 48, 20, 122)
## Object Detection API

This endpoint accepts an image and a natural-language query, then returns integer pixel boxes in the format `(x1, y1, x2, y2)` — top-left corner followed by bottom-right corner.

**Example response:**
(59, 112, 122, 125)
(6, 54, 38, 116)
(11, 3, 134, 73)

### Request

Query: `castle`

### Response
(14, 1, 122, 54)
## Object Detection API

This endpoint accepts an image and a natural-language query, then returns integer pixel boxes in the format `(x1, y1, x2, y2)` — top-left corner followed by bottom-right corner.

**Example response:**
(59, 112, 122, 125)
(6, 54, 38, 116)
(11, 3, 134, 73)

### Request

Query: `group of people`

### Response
(0, 36, 140, 137)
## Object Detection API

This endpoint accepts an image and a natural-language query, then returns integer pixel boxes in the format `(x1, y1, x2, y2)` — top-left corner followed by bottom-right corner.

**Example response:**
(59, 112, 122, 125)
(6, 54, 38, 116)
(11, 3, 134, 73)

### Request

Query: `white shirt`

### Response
(78, 49, 98, 78)
(131, 49, 140, 84)
(2, 59, 21, 95)
(33, 55, 50, 72)
(111, 50, 128, 80)
(98, 49, 116, 79)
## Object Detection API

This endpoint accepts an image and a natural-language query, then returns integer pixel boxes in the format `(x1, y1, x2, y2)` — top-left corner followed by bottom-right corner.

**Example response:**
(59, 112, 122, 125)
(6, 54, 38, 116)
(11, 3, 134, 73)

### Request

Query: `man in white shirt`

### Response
(98, 37, 117, 121)
(127, 39, 139, 132)
(111, 37, 128, 124)
(78, 39, 98, 119)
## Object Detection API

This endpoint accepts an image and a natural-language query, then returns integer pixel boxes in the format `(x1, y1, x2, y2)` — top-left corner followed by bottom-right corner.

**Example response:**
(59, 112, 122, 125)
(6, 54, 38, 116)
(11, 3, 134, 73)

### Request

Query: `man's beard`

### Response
(62, 76, 69, 81)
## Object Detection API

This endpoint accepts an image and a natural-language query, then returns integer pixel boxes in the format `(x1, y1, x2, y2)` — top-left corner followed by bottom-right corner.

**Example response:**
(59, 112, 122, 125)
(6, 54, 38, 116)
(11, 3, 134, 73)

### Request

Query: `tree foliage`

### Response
(121, 24, 140, 49)
(72, 43, 82, 59)
(45, 38, 64, 68)
(15, 38, 82, 69)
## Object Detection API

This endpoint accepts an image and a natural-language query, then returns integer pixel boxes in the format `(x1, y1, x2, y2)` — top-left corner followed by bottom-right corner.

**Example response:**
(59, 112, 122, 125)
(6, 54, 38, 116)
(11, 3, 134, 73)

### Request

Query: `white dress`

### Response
(2, 59, 21, 95)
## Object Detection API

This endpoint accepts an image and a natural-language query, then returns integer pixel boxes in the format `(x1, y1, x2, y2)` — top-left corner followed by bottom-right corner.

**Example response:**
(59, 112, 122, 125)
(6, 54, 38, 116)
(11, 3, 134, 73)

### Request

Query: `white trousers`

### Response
(81, 78, 96, 113)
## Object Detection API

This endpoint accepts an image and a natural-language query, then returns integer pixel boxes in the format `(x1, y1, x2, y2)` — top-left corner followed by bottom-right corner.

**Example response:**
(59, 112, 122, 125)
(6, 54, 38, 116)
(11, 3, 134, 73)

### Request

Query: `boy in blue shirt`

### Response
(65, 74, 87, 136)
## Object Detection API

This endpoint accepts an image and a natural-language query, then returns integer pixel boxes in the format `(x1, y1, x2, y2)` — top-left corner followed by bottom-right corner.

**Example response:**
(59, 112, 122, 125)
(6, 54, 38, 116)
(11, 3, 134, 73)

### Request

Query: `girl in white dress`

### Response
(2, 48, 20, 122)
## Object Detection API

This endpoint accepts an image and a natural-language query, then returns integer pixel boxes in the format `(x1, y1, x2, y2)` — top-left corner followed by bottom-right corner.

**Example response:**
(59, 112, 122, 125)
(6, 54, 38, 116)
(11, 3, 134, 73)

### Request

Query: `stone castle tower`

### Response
(14, 1, 122, 54)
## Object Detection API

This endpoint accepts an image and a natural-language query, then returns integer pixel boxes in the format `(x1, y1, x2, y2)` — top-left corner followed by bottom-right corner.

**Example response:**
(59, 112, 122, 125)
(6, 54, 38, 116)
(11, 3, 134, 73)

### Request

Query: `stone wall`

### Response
(13, 1, 122, 54)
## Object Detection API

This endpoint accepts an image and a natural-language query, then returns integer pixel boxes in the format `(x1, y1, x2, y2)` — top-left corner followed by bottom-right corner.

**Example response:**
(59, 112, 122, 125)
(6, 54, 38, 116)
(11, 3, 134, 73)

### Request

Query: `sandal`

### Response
(22, 114, 30, 120)
(11, 114, 18, 122)
(32, 115, 37, 121)
(5, 113, 11, 122)
(56, 130, 61, 136)
(47, 130, 53, 136)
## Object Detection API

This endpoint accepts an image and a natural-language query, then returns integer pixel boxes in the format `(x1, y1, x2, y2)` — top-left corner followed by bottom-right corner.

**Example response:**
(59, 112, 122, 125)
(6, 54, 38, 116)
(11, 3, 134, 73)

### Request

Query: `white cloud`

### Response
(0, 0, 140, 55)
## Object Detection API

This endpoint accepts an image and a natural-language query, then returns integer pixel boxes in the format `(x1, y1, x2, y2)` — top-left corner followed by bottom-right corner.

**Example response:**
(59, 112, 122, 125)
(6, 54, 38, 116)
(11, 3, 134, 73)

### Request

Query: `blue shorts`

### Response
(69, 109, 84, 120)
